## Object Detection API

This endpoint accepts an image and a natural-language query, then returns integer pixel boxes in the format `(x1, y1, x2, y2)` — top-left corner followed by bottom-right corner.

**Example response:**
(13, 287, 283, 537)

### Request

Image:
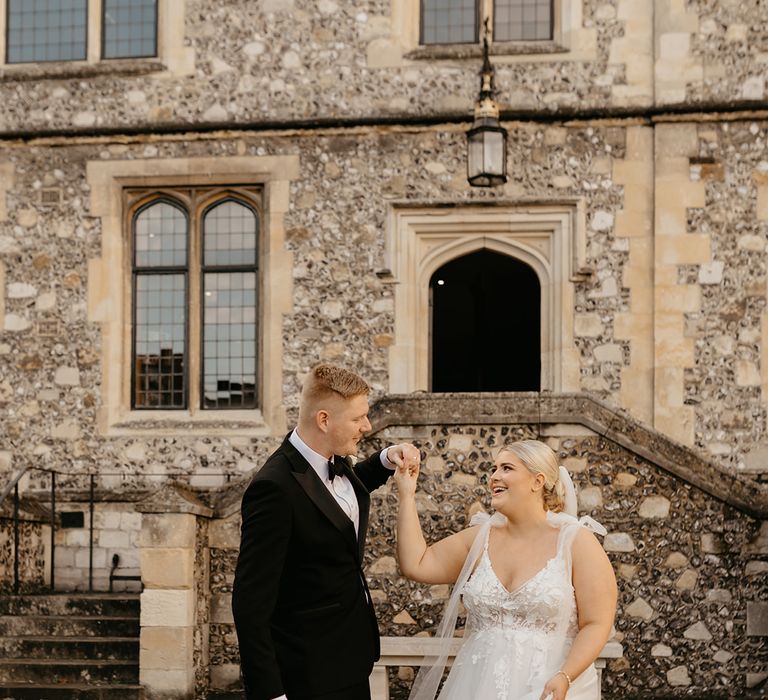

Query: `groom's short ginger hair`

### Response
(299, 364, 370, 417)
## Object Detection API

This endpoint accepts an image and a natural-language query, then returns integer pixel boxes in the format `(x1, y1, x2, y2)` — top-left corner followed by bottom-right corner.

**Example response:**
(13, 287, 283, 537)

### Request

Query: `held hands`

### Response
(539, 671, 570, 700)
(386, 443, 421, 469)
(388, 443, 421, 498)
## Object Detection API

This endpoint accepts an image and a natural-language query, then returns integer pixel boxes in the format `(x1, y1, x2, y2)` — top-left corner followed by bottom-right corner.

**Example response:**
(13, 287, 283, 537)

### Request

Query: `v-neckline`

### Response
(485, 552, 557, 596)
(484, 526, 562, 596)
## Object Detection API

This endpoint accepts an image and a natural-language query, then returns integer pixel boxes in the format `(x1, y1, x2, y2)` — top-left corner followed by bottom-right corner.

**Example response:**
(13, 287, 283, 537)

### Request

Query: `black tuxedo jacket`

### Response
(231, 434, 393, 699)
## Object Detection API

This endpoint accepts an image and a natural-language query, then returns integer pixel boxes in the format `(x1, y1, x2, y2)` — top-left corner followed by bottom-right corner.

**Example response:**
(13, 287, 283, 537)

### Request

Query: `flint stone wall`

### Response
(1, 121, 768, 484)
(683, 122, 768, 472)
(689, 0, 768, 106)
(1, 1, 766, 136)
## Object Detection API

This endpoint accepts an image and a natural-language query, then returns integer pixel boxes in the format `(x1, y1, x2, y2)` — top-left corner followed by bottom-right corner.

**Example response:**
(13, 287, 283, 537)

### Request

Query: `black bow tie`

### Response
(328, 458, 345, 482)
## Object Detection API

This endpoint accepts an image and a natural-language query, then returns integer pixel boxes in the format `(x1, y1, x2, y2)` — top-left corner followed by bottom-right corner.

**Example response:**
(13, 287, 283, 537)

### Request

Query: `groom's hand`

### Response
(385, 443, 421, 471)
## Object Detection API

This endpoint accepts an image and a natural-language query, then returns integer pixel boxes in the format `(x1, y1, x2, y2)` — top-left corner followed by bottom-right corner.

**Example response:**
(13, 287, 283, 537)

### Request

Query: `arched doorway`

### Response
(429, 249, 540, 392)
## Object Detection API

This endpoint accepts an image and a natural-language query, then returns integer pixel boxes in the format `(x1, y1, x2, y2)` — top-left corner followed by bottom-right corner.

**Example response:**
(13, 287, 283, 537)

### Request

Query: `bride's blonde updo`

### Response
(497, 440, 565, 512)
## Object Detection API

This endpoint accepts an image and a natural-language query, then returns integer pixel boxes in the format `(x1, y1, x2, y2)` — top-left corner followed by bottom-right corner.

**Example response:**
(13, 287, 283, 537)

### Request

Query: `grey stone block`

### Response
(747, 602, 768, 636)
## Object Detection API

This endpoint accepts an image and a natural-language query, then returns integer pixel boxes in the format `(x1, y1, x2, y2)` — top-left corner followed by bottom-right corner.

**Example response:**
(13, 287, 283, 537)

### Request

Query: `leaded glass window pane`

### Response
(103, 0, 157, 59)
(7, 0, 87, 64)
(132, 199, 188, 409)
(134, 201, 188, 268)
(494, 0, 552, 41)
(421, 0, 477, 44)
(202, 272, 258, 409)
(203, 200, 258, 267)
(133, 273, 187, 408)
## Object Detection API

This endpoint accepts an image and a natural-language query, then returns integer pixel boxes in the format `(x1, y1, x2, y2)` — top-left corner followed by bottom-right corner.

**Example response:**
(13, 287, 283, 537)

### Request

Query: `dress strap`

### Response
(549, 511, 607, 582)
(482, 524, 492, 552)
(555, 520, 581, 566)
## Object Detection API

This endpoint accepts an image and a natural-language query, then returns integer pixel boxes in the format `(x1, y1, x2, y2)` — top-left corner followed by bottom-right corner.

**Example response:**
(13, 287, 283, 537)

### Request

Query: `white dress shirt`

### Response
(270, 430, 395, 700)
(288, 429, 393, 536)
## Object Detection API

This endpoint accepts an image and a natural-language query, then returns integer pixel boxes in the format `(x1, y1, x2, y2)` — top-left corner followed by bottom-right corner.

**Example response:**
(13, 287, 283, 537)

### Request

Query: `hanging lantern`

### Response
(467, 30, 508, 188)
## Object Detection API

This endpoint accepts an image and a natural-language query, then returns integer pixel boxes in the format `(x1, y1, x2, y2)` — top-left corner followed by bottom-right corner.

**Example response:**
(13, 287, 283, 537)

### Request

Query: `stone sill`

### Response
(405, 41, 568, 61)
(0, 59, 166, 83)
(105, 409, 271, 438)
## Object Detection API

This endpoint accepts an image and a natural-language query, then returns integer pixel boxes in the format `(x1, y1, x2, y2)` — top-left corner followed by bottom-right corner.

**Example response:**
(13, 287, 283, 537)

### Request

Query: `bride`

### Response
(394, 439, 617, 700)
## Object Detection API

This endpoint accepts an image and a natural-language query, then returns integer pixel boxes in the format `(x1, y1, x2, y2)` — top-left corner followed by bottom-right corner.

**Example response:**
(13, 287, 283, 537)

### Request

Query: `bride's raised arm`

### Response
(394, 462, 478, 584)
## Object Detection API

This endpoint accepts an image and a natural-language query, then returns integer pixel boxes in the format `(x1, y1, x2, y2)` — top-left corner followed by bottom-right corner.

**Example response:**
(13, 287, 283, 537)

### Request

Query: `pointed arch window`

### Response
(201, 200, 258, 409)
(130, 188, 260, 411)
(132, 199, 189, 409)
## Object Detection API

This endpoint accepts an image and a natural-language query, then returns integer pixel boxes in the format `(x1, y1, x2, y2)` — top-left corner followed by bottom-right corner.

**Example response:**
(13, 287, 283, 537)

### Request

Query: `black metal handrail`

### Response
(0, 467, 234, 595)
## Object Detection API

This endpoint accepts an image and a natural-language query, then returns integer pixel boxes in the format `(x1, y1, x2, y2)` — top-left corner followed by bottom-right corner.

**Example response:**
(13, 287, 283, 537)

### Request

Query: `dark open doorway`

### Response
(429, 249, 541, 392)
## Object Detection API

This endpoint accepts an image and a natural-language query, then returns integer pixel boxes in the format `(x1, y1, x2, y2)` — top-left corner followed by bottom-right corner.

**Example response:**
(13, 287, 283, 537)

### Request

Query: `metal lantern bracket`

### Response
(467, 20, 508, 188)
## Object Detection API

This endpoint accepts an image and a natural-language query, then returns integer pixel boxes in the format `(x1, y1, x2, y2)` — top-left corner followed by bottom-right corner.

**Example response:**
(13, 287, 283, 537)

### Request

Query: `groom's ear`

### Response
(315, 409, 330, 433)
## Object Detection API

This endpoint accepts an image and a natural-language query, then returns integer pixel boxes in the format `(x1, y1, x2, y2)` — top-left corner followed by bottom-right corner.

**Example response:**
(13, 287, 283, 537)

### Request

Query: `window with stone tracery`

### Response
(420, 0, 553, 45)
(129, 188, 260, 411)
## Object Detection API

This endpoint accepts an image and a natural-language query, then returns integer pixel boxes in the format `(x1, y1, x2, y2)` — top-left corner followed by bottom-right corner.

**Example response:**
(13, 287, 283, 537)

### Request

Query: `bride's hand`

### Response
(393, 454, 420, 498)
(539, 672, 570, 700)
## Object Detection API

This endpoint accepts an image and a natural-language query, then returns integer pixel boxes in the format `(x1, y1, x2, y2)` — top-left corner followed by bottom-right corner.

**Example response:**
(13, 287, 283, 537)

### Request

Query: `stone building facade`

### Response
(0, 0, 767, 698)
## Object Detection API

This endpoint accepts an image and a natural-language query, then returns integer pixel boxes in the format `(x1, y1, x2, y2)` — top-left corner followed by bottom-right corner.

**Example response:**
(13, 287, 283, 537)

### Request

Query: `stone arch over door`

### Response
(383, 203, 590, 394)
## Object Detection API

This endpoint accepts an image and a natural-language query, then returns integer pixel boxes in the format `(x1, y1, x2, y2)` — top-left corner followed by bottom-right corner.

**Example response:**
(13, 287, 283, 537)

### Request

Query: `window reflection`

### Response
(134, 274, 186, 408)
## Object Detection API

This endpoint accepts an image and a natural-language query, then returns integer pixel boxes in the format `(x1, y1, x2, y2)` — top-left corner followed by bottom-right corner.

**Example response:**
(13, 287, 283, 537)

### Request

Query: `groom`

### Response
(232, 363, 420, 700)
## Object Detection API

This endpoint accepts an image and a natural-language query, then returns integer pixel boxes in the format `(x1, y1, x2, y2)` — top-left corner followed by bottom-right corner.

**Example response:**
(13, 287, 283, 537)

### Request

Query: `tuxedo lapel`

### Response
(341, 456, 371, 562)
(283, 438, 357, 555)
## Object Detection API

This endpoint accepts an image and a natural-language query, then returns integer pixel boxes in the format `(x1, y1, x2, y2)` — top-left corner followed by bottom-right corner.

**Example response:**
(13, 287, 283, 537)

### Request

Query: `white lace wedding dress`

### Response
(436, 517, 598, 700)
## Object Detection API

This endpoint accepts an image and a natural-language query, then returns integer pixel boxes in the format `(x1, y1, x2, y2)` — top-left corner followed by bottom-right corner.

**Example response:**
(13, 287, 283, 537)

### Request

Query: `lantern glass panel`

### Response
(467, 124, 507, 186)
(467, 130, 485, 180)
(484, 129, 505, 175)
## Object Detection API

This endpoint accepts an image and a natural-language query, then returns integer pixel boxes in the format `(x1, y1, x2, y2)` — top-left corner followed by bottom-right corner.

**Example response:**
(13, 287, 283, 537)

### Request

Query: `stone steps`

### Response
(0, 594, 142, 700)
(0, 683, 144, 699)
(0, 659, 139, 684)
(0, 594, 139, 617)
(0, 614, 140, 637)
(0, 635, 138, 660)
